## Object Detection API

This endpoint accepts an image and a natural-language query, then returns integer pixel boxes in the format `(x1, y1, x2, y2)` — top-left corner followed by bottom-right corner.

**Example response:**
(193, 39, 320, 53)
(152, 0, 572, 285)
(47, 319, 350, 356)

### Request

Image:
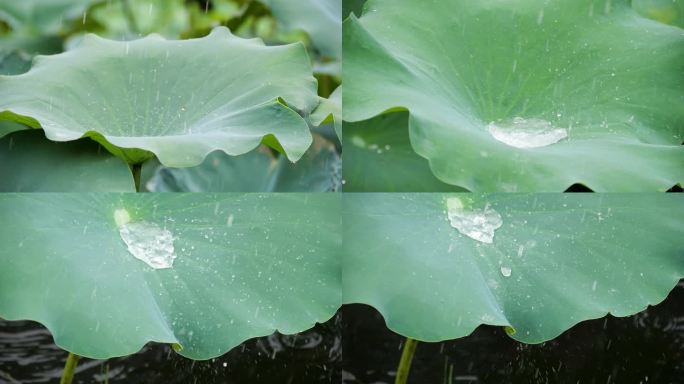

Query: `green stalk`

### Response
(395, 337, 419, 384)
(59, 352, 81, 384)
(318, 75, 333, 98)
(131, 163, 142, 192)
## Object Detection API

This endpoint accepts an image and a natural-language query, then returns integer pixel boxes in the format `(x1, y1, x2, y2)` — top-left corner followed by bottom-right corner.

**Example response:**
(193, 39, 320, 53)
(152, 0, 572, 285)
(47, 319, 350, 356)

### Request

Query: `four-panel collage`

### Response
(0, 1, 682, 383)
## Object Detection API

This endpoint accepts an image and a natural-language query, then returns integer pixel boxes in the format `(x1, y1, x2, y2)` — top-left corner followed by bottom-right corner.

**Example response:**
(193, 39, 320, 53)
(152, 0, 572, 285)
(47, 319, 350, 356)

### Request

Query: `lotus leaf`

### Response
(343, 193, 684, 343)
(0, 27, 319, 166)
(343, 0, 684, 191)
(0, 130, 135, 192)
(0, 193, 341, 359)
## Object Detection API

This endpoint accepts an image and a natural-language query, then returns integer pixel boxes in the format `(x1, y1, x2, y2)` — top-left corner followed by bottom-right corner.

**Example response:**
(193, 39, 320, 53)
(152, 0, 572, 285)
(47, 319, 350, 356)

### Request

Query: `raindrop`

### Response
(487, 117, 568, 149)
(446, 197, 503, 244)
(117, 210, 177, 269)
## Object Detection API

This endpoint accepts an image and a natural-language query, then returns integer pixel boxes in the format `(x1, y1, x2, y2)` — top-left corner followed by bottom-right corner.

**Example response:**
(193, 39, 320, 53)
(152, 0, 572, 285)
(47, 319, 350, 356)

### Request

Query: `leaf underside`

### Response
(145, 138, 341, 192)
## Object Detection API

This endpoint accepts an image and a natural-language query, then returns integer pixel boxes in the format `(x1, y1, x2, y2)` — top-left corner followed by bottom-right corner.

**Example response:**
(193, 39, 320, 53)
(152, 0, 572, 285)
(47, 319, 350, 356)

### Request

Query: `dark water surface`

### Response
(2, 281, 682, 383)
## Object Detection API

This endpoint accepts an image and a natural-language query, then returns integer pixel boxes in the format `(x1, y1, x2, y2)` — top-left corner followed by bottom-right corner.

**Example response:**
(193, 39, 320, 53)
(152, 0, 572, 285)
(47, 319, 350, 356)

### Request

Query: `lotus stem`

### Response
(318, 75, 333, 98)
(132, 163, 142, 192)
(59, 352, 81, 384)
(395, 337, 419, 384)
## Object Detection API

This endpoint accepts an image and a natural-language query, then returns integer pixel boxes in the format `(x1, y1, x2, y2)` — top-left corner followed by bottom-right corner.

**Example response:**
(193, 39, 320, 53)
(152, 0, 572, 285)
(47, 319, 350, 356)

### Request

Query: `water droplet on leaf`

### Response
(446, 197, 503, 244)
(487, 117, 568, 149)
(119, 221, 177, 269)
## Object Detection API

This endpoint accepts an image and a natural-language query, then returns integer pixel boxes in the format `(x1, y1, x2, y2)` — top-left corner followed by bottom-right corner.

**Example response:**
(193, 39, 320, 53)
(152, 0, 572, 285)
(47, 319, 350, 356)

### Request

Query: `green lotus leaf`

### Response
(0, 44, 35, 137)
(260, 0, 341, 60)
(145, 138, 341, 192)
(343, 0, 366, 19)
(0, 27, 319, 166)
(0, 32, 63, 57)
(0, 49, 32, 75)
(311, 85, 341, 138)
(0, 0, 98, 34)
(0, 130, 134, 192)
(0, 193, 341, 359)
(344, 0, 684, 192)
(633, 0, 684, 28)
(343, 193, 684, 343)
(343, 112, 467, 192)
(0, 121, 26, 138)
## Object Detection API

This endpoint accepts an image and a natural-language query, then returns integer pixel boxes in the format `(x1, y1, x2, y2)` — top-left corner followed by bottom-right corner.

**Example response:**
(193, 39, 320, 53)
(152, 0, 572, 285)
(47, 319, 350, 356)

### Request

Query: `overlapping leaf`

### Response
(343, 112, 466, 192)
(0, 27, 319, 166)
(0, 193, 341, 359)
(0, 130, 134, 192)
(260, 0, 341, 60)
(344, 0, 684, 191)
(145, 138, 341, 192)
(633, 0, 684, 28)
(343, 193, 684, 343)
(311, 85, 341, 138)
(0, 0, 98, 34)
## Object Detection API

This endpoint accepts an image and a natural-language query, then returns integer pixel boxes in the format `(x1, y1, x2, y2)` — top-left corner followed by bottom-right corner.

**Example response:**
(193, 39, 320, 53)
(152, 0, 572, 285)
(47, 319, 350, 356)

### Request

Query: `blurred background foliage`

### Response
(0, 0, 341, 79)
